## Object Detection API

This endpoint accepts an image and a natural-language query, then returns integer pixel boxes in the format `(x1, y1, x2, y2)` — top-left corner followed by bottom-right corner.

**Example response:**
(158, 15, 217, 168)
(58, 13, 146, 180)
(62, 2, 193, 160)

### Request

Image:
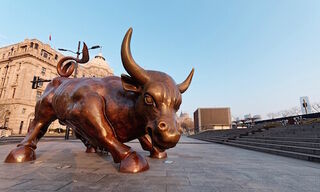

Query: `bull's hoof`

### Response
(85, 146, 97, 153)
(4, 146, 36, 163)
(150, 150, 167, 159)
(119, 152, 149, 173)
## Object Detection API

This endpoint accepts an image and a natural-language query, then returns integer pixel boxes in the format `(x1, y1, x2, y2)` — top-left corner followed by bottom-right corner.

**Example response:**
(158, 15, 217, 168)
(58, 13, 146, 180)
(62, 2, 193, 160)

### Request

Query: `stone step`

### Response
(228, 140, 320, 155)
(192, 137, 225, 144)
(252, 133, 320, 138)
(224, 141, 320, 163)
(237, 137, 320, 148)
(190, 135, 228, 140)
(0, 139, 22, 145)
(243, 136, 320, 143)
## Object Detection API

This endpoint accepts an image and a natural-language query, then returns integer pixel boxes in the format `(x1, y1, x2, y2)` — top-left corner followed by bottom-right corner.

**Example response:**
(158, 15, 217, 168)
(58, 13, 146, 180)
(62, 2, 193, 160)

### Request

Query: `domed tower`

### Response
(79, 52, 113, 78)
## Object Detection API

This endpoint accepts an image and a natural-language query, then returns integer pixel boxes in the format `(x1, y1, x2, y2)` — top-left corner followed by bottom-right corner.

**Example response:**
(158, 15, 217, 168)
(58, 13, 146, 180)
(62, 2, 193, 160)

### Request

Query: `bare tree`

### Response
(267, 106, 301, 119)
(280, 106, 301, 117)
(267, 113, 277, 119)
(311, 103, 320, 113)
(180, 118, 194, 135)
(280, 110, 291, 117)
(288, 106, 300, 116)
(266, 101, 320, 120)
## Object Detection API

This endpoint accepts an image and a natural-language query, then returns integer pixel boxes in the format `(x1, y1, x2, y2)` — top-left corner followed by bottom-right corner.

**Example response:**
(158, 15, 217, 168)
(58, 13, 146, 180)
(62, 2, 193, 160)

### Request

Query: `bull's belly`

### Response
(60, 111, 144, 147)
(64, 118, 107, 147)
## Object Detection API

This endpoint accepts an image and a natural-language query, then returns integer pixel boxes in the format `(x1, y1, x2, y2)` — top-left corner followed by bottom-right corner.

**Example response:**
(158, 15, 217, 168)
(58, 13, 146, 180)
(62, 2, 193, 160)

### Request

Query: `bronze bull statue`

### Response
(4, 28, 194, 173)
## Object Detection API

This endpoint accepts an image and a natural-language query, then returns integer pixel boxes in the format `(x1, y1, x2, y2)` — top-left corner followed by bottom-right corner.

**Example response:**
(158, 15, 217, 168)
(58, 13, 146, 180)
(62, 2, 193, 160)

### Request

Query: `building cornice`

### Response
(0, 99, 36, 107)
(0, 52, 58, 67)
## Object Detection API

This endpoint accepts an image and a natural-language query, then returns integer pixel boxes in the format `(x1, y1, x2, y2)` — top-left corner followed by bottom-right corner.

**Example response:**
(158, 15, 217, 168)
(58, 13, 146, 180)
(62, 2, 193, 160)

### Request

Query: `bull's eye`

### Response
(144, 94, 156, 107)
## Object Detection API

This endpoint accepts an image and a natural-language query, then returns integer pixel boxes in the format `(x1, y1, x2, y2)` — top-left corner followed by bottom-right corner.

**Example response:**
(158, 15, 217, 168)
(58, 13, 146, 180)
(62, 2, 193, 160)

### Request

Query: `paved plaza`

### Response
(0, 136, 319, 192)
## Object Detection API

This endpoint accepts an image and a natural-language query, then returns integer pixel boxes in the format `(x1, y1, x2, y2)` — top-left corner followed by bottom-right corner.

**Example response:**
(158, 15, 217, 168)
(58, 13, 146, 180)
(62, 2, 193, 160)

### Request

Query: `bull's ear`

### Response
(121, 74, 142, 93)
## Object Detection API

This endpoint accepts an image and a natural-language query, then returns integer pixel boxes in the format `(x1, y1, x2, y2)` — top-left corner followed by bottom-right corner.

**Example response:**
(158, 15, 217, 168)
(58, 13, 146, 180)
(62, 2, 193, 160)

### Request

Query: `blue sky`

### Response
(0, 0, 320, 119)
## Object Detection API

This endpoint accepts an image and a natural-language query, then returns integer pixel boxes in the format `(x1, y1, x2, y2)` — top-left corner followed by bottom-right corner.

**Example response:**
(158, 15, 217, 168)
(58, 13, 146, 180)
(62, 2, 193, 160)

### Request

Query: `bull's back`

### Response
(49, 76, 122, 120)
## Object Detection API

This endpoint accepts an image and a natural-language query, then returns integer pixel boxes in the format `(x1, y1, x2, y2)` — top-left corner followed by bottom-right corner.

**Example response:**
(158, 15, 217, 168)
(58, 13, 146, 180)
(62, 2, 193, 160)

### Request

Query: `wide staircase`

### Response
(190, 123, 320, 162)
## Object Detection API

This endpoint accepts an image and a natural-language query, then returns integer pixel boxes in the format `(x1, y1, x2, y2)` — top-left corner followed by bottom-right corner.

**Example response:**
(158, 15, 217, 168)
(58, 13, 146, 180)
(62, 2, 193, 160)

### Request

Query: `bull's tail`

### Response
(56, 43, 89, 77)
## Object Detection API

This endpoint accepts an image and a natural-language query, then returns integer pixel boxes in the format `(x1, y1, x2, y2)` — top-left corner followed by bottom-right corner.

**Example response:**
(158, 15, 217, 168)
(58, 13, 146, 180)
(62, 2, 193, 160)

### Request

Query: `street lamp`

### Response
(58, 42, 101, 140)
(58, 42, 101, 78)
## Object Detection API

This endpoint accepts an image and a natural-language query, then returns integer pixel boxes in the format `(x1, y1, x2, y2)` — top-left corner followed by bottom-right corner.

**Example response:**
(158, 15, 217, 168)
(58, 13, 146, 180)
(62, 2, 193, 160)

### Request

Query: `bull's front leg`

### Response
(72, 94, 149, 173)
(5, 97, 56, 163)
(138, 134, 167, 159)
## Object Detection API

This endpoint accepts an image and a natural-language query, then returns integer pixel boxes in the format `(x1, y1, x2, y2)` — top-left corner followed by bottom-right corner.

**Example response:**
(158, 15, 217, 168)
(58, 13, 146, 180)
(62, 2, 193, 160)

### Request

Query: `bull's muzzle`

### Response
(148, 122, 181, 151)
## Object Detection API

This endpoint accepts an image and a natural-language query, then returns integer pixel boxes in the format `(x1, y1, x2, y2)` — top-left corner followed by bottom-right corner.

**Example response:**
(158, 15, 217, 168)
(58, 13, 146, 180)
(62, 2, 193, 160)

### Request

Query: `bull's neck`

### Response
(110, 91, 147, 142)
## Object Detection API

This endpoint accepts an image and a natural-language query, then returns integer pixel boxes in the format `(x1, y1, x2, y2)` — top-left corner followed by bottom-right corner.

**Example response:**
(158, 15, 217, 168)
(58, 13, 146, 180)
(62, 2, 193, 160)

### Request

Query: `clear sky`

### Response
(0, 0, 320, 119)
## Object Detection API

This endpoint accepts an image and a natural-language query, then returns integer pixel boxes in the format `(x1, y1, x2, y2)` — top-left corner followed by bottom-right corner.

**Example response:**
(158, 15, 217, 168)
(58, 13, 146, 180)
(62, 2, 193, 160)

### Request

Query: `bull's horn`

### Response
(121, 28, 149, 84)
(79, 42, 89, 64)
(178, 68, 194, 93)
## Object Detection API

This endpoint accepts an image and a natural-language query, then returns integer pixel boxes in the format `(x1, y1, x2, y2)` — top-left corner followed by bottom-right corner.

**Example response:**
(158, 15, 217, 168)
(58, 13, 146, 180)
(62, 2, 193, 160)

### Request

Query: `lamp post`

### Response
(58, 42, 101, 78)
(58, 42, 101, 139)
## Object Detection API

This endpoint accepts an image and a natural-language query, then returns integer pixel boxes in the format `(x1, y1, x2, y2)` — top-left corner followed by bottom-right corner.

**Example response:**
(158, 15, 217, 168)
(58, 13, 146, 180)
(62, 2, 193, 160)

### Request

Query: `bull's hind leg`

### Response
(5, 99, 56, 163)
(72, 94, 148, 173)
(75, 132, 97, 153)
(138, 134, 167, 159)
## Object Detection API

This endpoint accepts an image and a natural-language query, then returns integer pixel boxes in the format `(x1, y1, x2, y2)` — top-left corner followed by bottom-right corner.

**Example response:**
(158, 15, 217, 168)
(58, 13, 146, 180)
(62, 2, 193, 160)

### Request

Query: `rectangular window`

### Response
(38, 81, 43, 87)
(36, 91, 42, 100)
(20, 45, 27, 52)
(2, 89, 6, 98)
(19, 121, 24, 134)
(28, 119, 33, 132)
(41, 67, 46, 75)
(35, 43, 38, 49)
(4, 118, 9, 128)
(12, 88, 16, 98)
(55, 54, 58, 60)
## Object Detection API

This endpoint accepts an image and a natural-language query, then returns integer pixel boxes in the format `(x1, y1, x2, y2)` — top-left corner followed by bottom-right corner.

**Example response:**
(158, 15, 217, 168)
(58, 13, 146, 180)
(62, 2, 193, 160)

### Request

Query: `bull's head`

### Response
(121, 28, 194, 151)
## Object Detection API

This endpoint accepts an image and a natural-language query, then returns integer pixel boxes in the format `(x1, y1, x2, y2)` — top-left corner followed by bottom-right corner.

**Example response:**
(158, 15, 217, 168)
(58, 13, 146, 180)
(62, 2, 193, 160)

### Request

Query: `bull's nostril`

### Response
(158, 122, 167, 130)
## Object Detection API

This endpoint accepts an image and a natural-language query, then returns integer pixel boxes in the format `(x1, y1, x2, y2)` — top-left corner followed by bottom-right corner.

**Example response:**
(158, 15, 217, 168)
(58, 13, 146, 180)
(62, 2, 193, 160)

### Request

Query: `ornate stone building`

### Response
(0, 39, 113, 136)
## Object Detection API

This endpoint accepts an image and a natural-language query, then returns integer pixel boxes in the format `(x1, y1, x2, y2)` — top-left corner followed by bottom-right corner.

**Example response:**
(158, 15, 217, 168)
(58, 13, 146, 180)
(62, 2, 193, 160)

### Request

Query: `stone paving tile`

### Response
(97, 174, 190, 186)
(1, 136, 320, 191)
(167, 184, 220, 192)
(0, 178, 31, 189)
(56, 181, 119, 192)
(110, 184, 166, 192)
(57, 181, 166, 192)
(7, 179, 72, 191)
